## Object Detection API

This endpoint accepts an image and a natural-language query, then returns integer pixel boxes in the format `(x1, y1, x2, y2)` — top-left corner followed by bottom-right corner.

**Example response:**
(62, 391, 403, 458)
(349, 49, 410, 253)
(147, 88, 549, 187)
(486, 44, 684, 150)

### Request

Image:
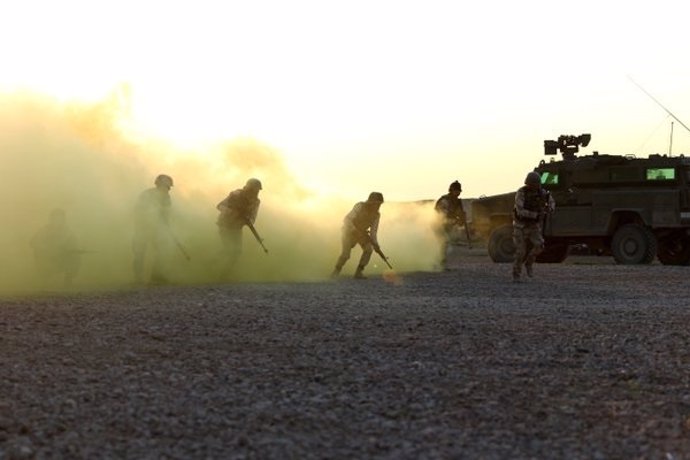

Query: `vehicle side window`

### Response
(540, 171, 558, 185)
(646, 168, 675, 180)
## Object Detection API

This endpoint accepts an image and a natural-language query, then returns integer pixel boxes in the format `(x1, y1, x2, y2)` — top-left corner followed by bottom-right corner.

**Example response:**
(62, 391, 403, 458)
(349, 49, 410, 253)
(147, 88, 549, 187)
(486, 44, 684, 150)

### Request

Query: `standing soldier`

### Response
(132, 174, 174, 284)
(216, 178, 262, 278)
(434, 180, 465, 271)
(331, 192, 385, 279)
(512, 171, 555, 281)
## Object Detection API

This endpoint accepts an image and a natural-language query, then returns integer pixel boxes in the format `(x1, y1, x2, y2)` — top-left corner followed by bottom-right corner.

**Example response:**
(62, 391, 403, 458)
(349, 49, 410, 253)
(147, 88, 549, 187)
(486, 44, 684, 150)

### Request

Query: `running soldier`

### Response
(331, 192, 385, 279)
(512, 171, 555, 281)
(216, 178, 262, 278)
(434, 180, 465, 270)
(132, 174, 174, 284)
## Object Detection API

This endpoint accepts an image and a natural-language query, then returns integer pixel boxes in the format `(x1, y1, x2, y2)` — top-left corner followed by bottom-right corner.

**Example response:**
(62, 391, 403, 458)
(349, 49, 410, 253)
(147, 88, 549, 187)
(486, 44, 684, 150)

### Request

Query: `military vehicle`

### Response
(471, 134, 690, 265)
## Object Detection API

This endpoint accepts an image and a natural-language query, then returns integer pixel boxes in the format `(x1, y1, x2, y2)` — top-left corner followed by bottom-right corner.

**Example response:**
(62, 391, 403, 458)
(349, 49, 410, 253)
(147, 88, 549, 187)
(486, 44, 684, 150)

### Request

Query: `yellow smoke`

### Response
(0, 91, 441, 295)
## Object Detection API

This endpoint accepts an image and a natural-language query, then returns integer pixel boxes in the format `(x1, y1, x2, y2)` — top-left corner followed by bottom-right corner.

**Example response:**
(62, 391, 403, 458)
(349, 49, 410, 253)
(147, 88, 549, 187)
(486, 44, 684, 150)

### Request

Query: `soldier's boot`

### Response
(525, 264, 534, 278)
(512, 267, 521, 282)
(354, 265, 367, 279)
(331, 258, 346, 278)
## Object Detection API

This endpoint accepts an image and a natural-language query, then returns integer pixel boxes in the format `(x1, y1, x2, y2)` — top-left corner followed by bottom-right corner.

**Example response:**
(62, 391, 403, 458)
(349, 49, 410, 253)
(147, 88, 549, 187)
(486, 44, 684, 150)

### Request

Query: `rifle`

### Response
(445, 211, 472, 250)
(463, 220, 473, 250)
(358, 230, 393, 269)
(169, 231, 191, 261)
(245, 219, 269, 254)
(538, 189, 554, 238)
(455, 209, 472, 250)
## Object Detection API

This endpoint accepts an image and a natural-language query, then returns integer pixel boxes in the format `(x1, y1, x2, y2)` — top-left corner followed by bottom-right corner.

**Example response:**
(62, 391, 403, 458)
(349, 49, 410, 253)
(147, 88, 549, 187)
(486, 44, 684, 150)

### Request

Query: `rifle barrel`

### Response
(246, 220, 269, 254)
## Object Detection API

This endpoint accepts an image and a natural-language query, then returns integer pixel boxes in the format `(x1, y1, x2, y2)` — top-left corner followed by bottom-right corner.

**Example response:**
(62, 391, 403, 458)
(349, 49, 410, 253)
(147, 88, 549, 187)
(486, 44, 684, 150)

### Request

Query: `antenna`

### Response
(628, 75, 690, 135)
(669, 121, 674, 156)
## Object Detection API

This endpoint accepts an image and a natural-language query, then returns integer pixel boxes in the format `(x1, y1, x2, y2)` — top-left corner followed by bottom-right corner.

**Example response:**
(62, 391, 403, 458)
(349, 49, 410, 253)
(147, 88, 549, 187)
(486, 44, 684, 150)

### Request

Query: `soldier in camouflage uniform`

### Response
(132, 174, 174, 284)
(331, 192, 384, 279)
(512, 171, 555, 281)
(216, 178, 262, 278)
(434, 180, 465, 270)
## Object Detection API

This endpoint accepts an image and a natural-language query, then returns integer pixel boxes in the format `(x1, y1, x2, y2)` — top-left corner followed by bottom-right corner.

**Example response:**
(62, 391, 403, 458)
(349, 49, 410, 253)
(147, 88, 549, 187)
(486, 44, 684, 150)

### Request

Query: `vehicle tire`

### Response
(611, 223, 657, 264)
(488, 224, 515, 263)
(536, 242, 569, 263)
(657, 235, 690, 265)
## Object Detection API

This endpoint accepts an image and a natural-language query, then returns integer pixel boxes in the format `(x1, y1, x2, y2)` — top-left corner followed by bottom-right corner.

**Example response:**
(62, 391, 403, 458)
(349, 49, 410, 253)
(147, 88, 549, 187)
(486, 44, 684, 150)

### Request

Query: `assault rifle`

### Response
(538, 189, 554, 239)
(463, 220, 472, 249)
(173, 236, 191, 261)
(454, 210, 472, 250)
(167, 229, 191, 261)
(358, 230, 393, 269)
(245, 219, 269, 254)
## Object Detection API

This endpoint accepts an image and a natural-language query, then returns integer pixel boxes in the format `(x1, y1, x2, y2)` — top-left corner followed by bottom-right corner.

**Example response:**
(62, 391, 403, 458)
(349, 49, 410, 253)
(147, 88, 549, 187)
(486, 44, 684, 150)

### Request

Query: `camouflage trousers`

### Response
(132, 225, 173, 283)
(334, 230, 373, 273)
(512, 224, 544, 276)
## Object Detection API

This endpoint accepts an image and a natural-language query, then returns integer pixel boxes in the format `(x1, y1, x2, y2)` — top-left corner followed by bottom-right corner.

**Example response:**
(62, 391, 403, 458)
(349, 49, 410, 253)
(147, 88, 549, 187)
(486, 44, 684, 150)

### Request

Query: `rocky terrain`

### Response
(2, 254, 690, 459)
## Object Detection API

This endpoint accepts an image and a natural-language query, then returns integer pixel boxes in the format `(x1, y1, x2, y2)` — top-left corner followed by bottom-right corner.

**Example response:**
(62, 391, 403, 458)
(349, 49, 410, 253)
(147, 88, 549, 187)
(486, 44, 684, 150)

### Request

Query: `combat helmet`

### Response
(245, 178, 263, 191)
(524, 171, 541, 186)
(449, 180, 462, 192)
(367, 192, 384, 203)
(155, 174, 174, 188)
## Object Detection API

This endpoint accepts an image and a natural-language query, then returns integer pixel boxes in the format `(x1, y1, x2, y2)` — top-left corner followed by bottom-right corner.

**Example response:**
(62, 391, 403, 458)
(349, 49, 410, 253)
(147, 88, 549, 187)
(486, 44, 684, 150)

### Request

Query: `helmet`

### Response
(154, 174, 174, 188)
(524, 171, 541, 186)
(245, 178, 262, 191)
(367, 192, 384, 203)
(449, 180, 462, 192)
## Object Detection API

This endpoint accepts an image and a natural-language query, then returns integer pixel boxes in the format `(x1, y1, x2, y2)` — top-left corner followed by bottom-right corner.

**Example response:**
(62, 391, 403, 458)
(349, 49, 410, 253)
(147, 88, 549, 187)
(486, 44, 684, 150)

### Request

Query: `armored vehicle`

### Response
(472, 134, 690, 265)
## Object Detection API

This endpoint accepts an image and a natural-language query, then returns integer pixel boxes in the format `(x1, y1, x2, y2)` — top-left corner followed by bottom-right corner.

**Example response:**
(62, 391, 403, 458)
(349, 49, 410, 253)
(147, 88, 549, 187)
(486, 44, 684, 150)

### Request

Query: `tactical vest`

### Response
(435, 194, 463, 218)
(523, 187, 543, 213)
(352, 204, 379, 231)
(514, 186, 544, 222)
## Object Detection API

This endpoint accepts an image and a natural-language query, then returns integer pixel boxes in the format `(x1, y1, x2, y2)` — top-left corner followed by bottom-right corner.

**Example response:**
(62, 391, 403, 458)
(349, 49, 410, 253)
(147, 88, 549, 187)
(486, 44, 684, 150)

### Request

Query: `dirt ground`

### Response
(2, 251, 690, 459)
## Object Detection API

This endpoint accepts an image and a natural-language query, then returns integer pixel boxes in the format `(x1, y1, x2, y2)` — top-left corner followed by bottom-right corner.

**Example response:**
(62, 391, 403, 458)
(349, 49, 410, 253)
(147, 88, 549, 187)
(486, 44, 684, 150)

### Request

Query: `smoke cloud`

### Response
(0, 91, 441, 295)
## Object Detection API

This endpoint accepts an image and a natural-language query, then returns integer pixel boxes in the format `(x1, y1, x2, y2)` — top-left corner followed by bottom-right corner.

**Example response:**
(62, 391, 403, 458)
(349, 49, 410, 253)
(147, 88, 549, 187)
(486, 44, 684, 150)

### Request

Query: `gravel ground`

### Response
(2, 254, 690, 459)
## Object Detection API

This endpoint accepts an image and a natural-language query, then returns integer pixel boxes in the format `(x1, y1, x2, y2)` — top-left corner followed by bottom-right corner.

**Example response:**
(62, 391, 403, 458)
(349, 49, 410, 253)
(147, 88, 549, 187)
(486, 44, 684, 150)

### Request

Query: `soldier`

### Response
(132, 174, 174, 284)
(216, 178, 262, 278)
(434, 180, 465, 270)
(30, 208, 81, 287)
(512, 171, 555, 281)
(331, 192, 384, 279)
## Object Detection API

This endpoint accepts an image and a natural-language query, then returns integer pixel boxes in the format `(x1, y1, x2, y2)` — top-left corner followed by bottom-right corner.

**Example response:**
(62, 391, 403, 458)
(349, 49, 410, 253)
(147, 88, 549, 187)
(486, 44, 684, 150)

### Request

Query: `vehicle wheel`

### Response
(611, 224, 657, 264)
(536, 242, 569, 263)
(488, 224, 515, 263)
(657, 235, 690, 265)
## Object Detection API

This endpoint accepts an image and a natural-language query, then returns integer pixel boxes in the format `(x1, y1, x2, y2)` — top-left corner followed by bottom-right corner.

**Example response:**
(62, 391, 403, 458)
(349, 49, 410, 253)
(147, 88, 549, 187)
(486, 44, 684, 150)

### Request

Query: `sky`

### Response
(2, 0, 690, 200)
(2, 1, 690, 291)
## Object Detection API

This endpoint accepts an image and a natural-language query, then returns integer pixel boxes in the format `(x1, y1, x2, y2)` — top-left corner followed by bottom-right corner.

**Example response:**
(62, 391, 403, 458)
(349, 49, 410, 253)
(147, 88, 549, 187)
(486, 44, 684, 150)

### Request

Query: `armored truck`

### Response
(472, 134, 690, 265)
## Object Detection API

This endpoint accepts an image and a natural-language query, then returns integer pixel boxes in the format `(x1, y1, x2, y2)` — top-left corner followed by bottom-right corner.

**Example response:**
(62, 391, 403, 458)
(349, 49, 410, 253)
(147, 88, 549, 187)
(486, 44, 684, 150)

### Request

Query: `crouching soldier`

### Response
(216, 178, 262, 279)
(332, 192, 384, 279)
(512, 171, 555, 281)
